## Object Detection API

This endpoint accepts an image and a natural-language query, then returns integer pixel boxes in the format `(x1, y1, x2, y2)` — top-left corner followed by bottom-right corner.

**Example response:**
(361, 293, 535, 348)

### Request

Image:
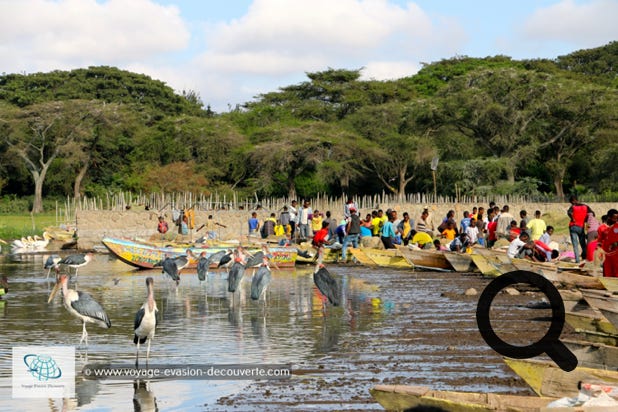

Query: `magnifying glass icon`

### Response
(476, 270, 578, 372)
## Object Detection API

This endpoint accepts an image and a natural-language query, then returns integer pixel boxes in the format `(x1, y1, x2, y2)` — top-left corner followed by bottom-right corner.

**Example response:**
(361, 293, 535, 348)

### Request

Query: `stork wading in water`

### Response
(44, 254, 62, 279)
(313, 247, 341, 311)
(58, 252, 95, 280)
(197, 251, 209, 282)
(134, 277, 158, 367)
(48, 274, 111, 346)
(250, 256, 273, 304)
(155, 256, 180, 285)
(227, 249, 247, 304)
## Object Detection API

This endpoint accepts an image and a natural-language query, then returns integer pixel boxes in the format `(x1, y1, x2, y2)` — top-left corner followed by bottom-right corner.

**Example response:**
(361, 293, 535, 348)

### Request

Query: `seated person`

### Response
(441, 221, 457, 241)
(507, 232, 533, 259)
(449, 233, 470, 253)
(410, 230, 433, 249)
(433, 239, 448, 251)
(312, 221, 330, 248)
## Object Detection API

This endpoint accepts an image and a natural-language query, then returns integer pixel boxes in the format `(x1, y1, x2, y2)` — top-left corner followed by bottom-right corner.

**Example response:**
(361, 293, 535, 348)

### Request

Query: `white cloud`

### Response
(0, 0, 189, 72)
(521, 0, 618, 48)
(361, 61, 421, 80)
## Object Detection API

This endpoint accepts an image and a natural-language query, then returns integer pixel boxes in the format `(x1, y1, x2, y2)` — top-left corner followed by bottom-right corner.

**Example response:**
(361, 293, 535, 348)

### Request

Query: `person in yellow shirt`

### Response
(410, 230, 433, 249)
(527, 210, 547, 241)
(311, 210, 323, 235)
(371, 210, 382, 237)
(397, 212, 413, 245)
(441, 221, 457, 241)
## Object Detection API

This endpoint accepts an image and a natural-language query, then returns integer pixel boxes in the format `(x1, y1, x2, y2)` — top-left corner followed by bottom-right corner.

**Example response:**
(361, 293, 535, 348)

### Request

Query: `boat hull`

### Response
(396, 246, 453, 270)
(101, 237, 297, 269)
(369, 385, 558, 412)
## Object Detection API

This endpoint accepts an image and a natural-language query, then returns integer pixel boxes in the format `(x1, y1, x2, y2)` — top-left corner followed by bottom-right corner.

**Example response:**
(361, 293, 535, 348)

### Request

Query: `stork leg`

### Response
(146, 337, 152, 365)
(135, 340, 141, 367)
(80, 322, 88, 346)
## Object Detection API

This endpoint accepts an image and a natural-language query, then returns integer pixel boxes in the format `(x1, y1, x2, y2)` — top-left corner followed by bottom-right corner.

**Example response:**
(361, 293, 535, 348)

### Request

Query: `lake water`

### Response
(0, 251, 533, 411)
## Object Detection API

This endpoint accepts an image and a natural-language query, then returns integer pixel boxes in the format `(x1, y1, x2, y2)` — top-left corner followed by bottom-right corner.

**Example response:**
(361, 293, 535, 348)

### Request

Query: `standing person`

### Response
(261, 213, 276, 238)
(519, 210, 530, 236)
(312, 221, 330, 248)
(475, 207, 487, 247)
(205, 215, 226, 239)
(496, 205, 514, 240)
(527, 210, 547, 241)
(371, 210, 382, 237)
(381, 211, 399, 249)
(324, 211, 338, 242)
(288, 200, 298, 240)
(248, 212, 260, 236)
(567, 195, 593, 263)
(297, 200, 313, 241)
(280, 206, 291, 236)
(466, 217, 479, 246)
(586, 211, 600, 243)
(311, 210, 323, 236)
(341, 207, 361, 262)
(344, 197, 358, 219)
(397, 212, 414, 245)
(460, 211, 471, 234)
(361, 213, 373, 238)
(416, 208, 435, 236)
(599, 209, 618, 277)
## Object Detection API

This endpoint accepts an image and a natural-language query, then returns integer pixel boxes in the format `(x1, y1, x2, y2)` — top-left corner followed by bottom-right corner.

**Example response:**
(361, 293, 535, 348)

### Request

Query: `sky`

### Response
(1, 0, 617, 113)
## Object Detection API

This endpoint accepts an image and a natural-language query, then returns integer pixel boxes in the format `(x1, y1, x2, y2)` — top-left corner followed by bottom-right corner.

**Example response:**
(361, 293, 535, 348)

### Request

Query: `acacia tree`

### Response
(439, 68, 548, 184)
(534, 78, 618, 199)
(347, 101, 438, 199)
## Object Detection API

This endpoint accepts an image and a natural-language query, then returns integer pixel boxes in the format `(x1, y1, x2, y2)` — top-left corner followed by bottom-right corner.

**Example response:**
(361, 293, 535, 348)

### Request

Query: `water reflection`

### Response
(133, 380, 158, 412)
(0, 254, 384, 411)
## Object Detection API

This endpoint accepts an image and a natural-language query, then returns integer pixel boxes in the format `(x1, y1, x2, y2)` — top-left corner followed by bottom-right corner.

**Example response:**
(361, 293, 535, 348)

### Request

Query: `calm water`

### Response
(0, 250, 537, 411)
(0, 252, 388, 411)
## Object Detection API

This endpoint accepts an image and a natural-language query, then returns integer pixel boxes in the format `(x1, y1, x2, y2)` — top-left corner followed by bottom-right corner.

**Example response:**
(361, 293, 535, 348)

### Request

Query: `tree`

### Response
(347, 101, 438, 199)
(2, 100, 107, 212)
(535, 78, 618, 199)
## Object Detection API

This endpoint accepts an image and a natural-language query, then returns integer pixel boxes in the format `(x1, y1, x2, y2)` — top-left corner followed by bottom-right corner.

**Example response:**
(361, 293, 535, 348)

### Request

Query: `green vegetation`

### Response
(0, 212, 57, 241)
(1, 43, 617, 212)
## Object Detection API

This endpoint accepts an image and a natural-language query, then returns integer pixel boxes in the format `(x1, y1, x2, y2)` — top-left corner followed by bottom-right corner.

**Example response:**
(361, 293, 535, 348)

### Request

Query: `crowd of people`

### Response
(248, 196, 618, 277)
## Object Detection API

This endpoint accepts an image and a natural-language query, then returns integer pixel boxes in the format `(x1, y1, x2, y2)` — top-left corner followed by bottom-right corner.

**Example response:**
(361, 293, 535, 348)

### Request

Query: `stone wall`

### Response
(75, 201, 617, 250)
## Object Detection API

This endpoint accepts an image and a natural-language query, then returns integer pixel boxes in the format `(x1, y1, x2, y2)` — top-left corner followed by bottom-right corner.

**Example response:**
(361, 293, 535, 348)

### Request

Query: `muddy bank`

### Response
(208, 267, 573, 411)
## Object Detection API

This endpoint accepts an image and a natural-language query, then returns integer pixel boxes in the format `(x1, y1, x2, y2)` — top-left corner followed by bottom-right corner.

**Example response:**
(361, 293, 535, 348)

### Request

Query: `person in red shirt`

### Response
(567, 195, 593, 263)
(600, 209, 618, 277)
(312, 221, 330, 248)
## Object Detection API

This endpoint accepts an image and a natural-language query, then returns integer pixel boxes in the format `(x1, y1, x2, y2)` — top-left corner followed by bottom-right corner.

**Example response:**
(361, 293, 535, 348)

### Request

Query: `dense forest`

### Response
(1, 42, 617, 212)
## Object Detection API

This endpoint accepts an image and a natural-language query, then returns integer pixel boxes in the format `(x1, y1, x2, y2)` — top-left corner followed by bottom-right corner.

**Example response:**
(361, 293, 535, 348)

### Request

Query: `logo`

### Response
(12, 346, 75, 398)
(476, 270, 578, 372)
(23, 354, 62, 381)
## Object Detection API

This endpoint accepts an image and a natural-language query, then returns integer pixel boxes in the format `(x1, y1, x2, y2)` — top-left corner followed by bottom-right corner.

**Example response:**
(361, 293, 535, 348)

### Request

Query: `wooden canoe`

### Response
(101, 236, 297, 269)
(504, 357, 618, 398)
(562, 338, 618, 370)
(369, 385, 560, 412)
(352, 248, 412, 269)
(581, 289, 618, 330)
(510, 258, 605, 290)
(444, 251, 475, 272)
(600, 277, 618, 293)
(396, 246, 453, 271)
(470, 253, 502, 278)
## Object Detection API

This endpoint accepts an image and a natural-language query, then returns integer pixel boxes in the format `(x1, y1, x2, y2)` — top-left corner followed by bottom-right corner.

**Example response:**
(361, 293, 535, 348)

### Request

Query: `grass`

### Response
(0, 212, 59, 242)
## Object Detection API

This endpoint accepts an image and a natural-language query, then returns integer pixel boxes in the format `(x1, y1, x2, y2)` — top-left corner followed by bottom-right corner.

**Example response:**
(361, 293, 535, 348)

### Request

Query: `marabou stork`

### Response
(313, 247, 341, 308)
(196, 251, 211, 282)
(155, 256, 180, 285)
(134, 277, 158, 367)
(48, 274, 111, 345)
(227, 249, 247, 294)
(244, 244, 269, 269)
(250, 256, 272, 302)
(44, 254, 62, 279)
(58, 252, 94, 279)
(217, 249, 234, 270)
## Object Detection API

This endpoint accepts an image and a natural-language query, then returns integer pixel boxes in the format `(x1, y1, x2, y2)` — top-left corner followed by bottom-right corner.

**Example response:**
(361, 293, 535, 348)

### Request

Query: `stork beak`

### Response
(48, 281, 60, 303)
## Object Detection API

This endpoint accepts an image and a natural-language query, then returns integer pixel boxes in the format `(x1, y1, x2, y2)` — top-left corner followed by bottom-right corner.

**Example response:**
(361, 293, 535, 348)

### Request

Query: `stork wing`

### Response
(73, 291, 112, 327)
(134, 307, 145, 331)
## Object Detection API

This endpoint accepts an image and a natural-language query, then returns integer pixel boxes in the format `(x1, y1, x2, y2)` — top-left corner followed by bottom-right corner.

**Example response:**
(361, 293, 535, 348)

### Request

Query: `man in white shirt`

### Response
(288, 200, 298, 240)
(507, 232, 532, 259)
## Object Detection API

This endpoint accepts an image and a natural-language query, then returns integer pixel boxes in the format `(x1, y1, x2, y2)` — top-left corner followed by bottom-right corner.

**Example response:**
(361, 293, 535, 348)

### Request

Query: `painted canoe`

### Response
(369, 385, 560, 412)
(351, 248, 412, 269)
(396, 246, 453, 271)
(581, 289, 618, 330)
(101, 237, 297, 269)
(504, 357, 618, 398)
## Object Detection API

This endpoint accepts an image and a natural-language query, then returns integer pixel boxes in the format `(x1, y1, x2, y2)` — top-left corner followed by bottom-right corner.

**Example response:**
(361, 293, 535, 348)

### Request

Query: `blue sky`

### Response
(1, 0, 616, 112)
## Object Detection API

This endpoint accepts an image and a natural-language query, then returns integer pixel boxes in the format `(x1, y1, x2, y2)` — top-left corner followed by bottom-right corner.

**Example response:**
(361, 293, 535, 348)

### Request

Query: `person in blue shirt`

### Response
(248, 212, 260, 236)
(380, 211, 399, 249)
